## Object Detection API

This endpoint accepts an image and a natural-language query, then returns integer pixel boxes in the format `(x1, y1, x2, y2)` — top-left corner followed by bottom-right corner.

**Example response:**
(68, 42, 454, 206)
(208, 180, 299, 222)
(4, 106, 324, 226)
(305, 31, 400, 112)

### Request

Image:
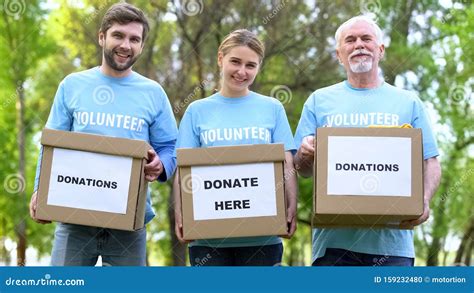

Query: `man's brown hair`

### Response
(99, 3, 150, 42)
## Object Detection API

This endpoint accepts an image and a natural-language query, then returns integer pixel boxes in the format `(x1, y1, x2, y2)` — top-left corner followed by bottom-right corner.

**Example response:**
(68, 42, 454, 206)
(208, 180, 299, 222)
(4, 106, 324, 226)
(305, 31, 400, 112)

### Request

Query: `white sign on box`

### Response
(327, 136, 411, 196)
(191, 163, 277, 220)
(47, 148, 133, 214)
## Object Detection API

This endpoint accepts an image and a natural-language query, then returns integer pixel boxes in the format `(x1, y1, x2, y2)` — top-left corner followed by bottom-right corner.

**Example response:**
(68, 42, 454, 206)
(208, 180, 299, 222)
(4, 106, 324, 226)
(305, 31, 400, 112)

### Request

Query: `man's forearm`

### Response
(294, 151, 314, 178)
(284, 152, 298, 209)
(172, 171, 182, 216)
(154, 139, 177, 182)
(423, 157, 442, 204)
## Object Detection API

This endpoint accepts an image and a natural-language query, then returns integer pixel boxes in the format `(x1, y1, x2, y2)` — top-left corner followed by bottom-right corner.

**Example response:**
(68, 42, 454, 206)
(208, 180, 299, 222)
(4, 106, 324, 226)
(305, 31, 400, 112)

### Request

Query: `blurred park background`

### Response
(0, 0, 472, 266)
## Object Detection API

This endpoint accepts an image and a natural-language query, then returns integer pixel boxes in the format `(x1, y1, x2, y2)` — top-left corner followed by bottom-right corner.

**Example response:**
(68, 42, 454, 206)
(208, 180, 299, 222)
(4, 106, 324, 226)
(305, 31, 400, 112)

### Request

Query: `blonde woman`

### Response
(174, 29, 297, 266)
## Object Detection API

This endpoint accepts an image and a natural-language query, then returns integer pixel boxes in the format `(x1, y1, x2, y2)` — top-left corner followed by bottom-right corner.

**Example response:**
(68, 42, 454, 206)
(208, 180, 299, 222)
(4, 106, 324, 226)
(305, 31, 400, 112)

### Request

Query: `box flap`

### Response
(177, 143, 285, 166)
(41, 128, 151, 159)
(316, 127, 422, 139)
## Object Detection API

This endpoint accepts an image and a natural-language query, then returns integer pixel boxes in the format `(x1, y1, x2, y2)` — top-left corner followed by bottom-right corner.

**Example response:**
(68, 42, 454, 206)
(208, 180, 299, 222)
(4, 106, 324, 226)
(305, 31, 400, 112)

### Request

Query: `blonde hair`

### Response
(218, 29, 265, 63)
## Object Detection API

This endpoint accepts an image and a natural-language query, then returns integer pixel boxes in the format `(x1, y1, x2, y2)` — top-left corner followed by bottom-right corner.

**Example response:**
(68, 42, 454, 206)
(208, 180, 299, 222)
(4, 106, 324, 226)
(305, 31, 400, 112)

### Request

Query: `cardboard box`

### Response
(313, 127, 424, 228)
(177, 144, 287, 240)
(36, 128, 151, 231)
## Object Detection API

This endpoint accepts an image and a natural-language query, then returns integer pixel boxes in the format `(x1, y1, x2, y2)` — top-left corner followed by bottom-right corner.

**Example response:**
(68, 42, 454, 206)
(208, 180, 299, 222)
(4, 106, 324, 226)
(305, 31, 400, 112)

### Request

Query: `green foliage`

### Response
(0, 0, 471, 266)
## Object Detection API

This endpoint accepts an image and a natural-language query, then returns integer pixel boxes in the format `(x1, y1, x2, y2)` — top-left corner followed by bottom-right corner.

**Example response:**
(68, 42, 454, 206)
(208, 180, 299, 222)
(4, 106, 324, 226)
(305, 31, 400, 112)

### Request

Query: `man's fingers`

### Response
(34, 218, 52, 224)
(175, 225, 191, 244)
(304, 136, 315, 148)
(145, 174, 156, 182)
(29, 193, 38, 220)
(29, 196, 34, 216)
(144, 160, 159, 171)
(301, 136, 315, 155)
(147, 149, 156, 161)
(144, 153, 163, 176)
(286, 209, 297, 238)
(288, 220, 297, 238)
(400, 210, 429, 229)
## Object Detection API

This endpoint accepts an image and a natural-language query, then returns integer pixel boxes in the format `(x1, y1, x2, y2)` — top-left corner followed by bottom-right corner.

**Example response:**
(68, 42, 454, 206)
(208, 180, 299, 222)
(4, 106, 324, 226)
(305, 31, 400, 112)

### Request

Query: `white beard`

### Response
(349, 59, 373, 73)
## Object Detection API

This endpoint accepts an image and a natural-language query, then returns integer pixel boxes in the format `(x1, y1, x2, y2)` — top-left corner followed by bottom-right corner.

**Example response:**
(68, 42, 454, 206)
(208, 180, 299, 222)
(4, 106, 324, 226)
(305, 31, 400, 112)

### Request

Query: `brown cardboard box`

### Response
(36, 128, 151, 231)
(177, 144, 287, 240)
(313, 127, 424, 228)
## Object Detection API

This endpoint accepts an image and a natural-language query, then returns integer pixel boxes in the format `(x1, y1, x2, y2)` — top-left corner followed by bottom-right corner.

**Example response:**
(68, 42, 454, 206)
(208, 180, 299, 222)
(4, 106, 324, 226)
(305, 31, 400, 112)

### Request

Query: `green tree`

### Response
(0, 0, 55, 265)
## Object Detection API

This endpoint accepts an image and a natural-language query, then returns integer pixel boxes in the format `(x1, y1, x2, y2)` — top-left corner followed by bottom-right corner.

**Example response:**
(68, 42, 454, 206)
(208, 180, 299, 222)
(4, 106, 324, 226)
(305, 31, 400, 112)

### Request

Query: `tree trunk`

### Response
(385, 1, 412, 85)
(15, 82, 26, 266)
(454, 219, 474, 265)
(1, 217, 11, 265)
(168, 181, 187, 266)
(440, 236, 448, 266)
(465, 237, 472, 266)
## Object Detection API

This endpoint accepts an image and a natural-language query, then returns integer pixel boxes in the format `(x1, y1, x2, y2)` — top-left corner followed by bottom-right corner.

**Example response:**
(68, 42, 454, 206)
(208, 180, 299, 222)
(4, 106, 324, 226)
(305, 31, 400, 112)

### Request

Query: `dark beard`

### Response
(103, 47, 138, 72)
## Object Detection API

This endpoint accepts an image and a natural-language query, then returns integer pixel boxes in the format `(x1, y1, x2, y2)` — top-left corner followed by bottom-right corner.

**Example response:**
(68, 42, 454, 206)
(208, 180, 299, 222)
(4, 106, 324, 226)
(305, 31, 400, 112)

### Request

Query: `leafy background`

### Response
(0, 0, 472, 266)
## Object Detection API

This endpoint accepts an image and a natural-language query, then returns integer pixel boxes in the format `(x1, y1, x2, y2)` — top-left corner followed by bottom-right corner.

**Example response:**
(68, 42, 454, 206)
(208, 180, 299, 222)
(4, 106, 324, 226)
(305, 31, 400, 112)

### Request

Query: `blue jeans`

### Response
(51, 223, 146, 266)
(189, 243, 283, 266)
(312, 248, 414, 266)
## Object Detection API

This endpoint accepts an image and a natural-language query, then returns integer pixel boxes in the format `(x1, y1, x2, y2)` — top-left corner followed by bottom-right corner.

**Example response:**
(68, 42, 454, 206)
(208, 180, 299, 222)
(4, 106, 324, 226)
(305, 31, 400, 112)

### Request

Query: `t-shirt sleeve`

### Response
(35, 80, 73, 191)
(149, 87, 178, 182)
(45, 80, 73, 130)
(273, 103, 296, 153)
(294, 94, 317, 149)
(176, 105, 200, 150)
(412, 96, 439, 160)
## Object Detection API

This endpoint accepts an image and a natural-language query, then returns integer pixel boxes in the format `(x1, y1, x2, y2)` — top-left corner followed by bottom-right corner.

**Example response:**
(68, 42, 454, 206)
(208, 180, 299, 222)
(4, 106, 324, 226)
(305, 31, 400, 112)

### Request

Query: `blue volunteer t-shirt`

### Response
(177, 91, 296, 248)
(34, 67, 178, 224)
(294, 81, 439, 262)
